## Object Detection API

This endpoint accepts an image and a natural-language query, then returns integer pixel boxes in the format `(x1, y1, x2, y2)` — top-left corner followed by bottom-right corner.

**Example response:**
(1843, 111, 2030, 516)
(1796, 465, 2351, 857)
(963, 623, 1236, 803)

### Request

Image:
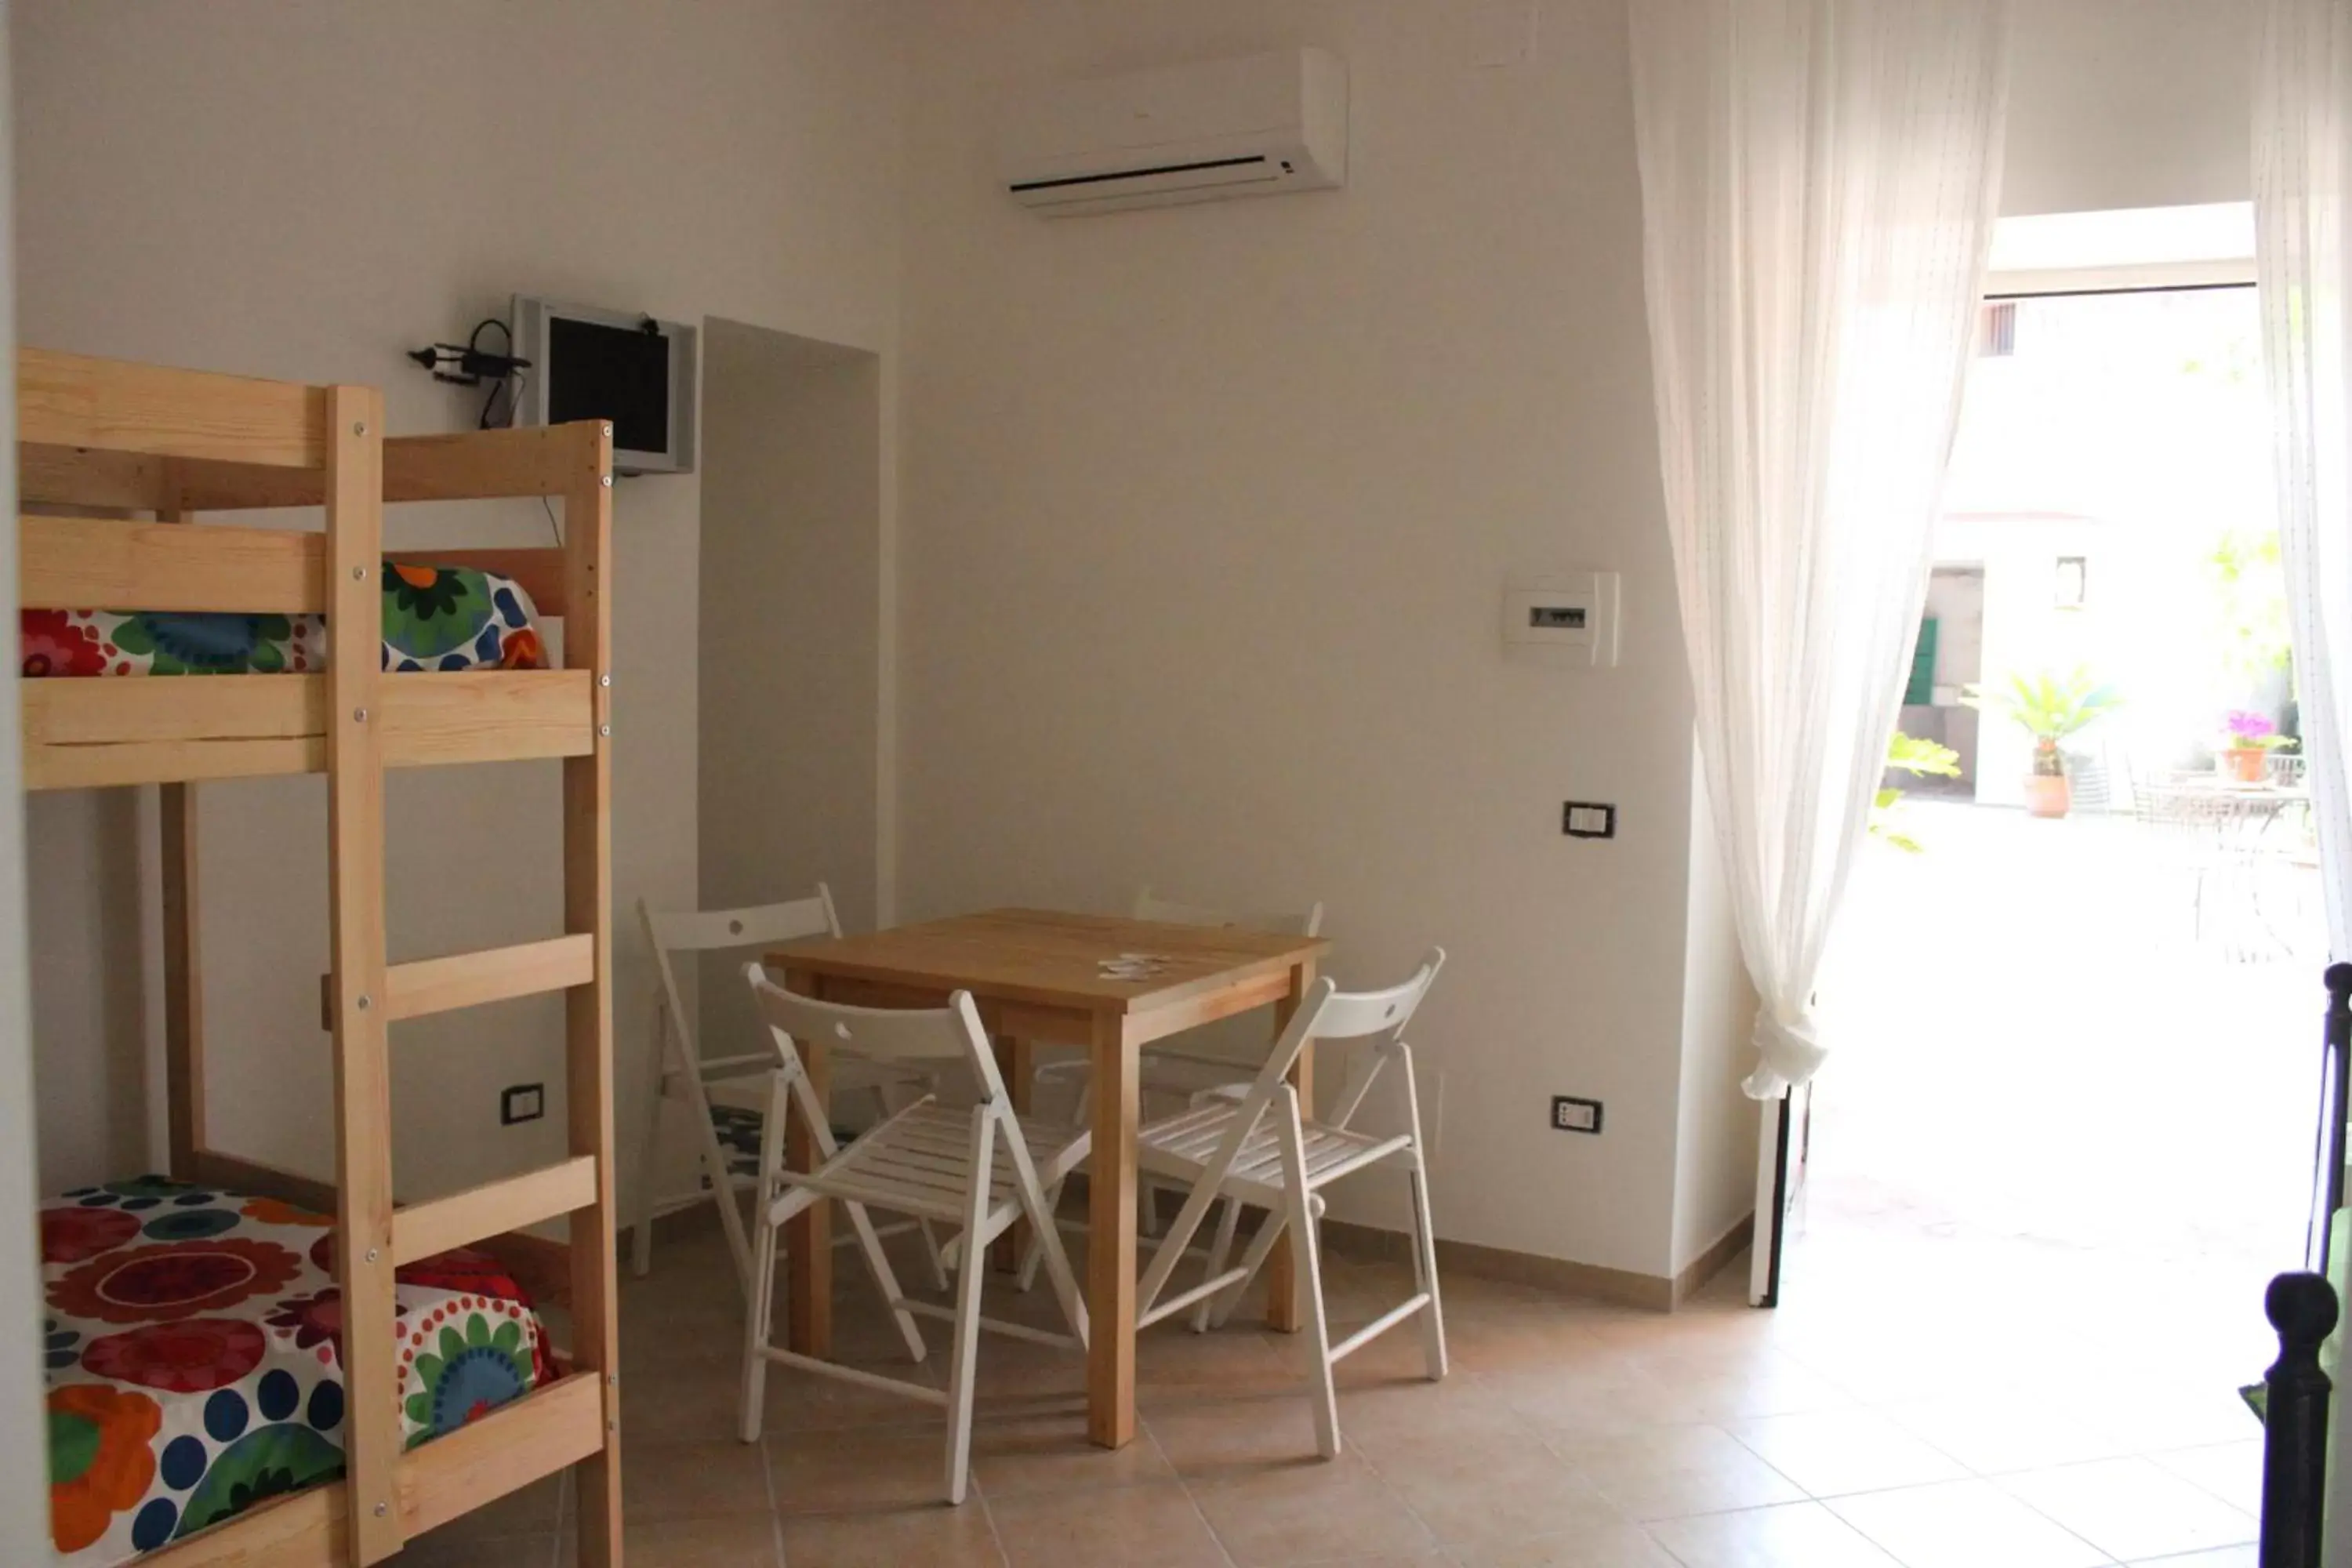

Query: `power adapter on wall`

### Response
(408, 317, 532, 430)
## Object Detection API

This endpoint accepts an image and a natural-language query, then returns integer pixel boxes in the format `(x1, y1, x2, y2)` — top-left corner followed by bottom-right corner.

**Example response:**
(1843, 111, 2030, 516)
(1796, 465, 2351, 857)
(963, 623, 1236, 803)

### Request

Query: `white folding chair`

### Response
(737, 965, 1090, 1505)
(631, 888, 942, 1295)
(1135, 950, 1446, 1460)
(1017, 889, 1324, 1287)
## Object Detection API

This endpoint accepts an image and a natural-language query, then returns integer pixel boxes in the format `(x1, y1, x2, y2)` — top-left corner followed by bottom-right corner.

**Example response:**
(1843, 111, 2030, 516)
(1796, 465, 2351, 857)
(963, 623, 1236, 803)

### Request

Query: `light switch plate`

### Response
(500, 1083, 546, 1126)
(1563, 802, 1616, 839)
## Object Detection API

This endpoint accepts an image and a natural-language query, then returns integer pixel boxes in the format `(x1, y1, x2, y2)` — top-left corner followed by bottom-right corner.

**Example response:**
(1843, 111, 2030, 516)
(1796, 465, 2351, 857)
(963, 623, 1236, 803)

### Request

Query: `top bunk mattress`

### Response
(42, 1176, 557, 1566)
(21, 564, 546, 678)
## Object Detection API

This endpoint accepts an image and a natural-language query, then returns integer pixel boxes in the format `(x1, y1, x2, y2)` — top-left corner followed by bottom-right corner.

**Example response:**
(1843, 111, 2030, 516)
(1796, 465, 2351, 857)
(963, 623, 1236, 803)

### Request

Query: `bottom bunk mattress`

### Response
(20, 562, 546, 677)
(41, 1177, 556, 1566)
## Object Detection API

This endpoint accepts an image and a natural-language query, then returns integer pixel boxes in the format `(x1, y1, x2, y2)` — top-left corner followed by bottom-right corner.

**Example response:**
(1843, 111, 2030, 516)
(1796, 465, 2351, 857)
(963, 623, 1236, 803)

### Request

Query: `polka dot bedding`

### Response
(40, 1176, 556, 1564)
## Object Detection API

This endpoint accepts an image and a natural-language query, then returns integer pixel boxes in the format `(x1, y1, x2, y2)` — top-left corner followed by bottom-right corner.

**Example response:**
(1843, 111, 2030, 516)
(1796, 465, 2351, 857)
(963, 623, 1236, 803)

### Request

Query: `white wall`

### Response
(14, 2, 903, 1215)
(898, 0, 1703, 1278)
(1671, 766, 1758, 1276)
(2005, 0, 2254, 216)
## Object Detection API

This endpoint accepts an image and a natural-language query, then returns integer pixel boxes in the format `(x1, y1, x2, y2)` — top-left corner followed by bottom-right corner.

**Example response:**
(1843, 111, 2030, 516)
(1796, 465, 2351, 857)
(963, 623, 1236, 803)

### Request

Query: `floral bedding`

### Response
(42, 1177, 555, 1566)
(20, 563, 546, 678)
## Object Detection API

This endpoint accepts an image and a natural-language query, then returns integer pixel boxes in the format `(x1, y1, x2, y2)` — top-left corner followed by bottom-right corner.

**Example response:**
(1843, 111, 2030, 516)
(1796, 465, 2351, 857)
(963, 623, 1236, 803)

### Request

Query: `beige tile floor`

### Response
(397, 1210, 2264, 1568)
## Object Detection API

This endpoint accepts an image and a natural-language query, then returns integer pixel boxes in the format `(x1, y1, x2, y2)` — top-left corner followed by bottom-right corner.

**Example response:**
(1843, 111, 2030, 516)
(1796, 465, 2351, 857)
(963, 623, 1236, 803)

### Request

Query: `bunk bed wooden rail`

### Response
(20, 666, 595, 789)
(16, 514, 572, 617)
(18, 349, 623, 1567)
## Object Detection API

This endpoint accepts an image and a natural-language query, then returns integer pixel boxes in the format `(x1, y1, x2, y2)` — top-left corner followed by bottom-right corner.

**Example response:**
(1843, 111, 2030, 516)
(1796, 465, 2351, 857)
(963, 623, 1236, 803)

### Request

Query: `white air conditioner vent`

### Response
(1000, 49, 1348, 216)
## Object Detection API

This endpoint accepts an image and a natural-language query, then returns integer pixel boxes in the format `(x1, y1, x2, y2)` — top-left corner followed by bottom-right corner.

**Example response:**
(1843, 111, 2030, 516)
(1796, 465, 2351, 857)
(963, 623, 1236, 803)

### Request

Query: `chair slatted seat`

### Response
(1139, 1104, 1411, 1200)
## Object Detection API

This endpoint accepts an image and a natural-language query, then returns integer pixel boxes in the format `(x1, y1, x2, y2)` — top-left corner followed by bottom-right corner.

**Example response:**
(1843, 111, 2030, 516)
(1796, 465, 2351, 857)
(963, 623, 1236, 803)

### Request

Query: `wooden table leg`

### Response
(991, 1033, 1033, 1272)
(1265, 958, 1317, 1334)
(783, 967, 832, 1358)
(1087, 1008, 1138, 1448)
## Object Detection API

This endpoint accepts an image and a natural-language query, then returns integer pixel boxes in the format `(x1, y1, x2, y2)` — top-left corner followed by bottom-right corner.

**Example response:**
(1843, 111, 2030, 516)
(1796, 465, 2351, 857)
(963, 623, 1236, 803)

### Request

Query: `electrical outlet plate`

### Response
(1551, 1095, 1602, 1134)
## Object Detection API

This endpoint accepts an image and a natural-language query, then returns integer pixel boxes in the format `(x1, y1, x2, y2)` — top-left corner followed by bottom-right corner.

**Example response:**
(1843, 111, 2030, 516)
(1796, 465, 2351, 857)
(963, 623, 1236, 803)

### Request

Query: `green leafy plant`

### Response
(1962, 668, 2124, 777)
(2208, 528, 2292, 679)
(1871, 731, 1962, 853)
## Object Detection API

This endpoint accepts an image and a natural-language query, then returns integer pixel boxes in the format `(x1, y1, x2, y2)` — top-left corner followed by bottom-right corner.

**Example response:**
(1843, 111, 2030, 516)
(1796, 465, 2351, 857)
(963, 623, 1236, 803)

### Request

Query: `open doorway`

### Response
(1777, 215, 2322, 1485)
(653, 318, 884, 1214)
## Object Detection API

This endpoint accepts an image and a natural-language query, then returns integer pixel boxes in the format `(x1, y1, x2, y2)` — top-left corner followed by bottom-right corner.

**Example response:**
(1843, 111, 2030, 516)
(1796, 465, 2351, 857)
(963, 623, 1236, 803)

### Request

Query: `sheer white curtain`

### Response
(1629, 0, 2009, 1298)
(2255, 12, 2352, 1545)
(1629, 0, 2010, 1100)
(2256, 0, 2352, 962)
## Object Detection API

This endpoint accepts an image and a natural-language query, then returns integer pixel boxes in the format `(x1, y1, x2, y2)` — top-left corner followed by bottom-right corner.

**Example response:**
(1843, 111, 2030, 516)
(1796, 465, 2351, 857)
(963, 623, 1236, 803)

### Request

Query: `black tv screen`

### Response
(547, 316, 671, 457)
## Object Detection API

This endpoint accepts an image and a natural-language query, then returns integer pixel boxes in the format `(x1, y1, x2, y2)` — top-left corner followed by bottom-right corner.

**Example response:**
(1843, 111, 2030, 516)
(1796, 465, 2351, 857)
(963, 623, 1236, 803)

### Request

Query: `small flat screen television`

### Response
(510, 296, 698, 475)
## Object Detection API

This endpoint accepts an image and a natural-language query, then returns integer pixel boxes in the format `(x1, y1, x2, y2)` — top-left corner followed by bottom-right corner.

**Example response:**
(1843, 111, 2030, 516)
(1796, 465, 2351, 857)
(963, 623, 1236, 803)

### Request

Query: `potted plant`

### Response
(1962, 668, 2124, 819)
(2218, 709, 2296, 784)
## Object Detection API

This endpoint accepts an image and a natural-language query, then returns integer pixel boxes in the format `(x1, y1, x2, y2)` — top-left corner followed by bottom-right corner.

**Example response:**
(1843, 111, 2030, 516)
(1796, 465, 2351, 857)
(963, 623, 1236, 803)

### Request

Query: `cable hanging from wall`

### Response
(406, 319, 561, 545)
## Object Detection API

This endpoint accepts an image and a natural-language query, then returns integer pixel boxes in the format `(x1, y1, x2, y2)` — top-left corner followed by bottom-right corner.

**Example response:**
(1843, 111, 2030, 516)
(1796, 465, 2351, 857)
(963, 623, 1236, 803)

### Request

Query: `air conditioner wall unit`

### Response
(1000, 48, 1348, 216)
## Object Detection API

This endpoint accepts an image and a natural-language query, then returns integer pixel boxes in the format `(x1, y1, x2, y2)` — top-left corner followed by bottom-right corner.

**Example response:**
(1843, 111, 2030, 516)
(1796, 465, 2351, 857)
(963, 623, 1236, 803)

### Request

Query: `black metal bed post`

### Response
(2319, 964, 2352, 1273)
(2262, 1272, 2338, 1568)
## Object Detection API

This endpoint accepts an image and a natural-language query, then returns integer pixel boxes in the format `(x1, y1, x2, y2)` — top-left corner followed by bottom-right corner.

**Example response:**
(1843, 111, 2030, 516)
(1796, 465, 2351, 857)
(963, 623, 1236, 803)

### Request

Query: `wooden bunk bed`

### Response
(19, 349, 623, 1566)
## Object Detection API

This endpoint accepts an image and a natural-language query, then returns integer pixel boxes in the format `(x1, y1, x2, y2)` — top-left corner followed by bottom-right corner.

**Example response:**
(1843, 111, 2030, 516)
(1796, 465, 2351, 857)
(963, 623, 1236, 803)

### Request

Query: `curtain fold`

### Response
(1628, 0, 2012, 1099)
(2256, 0, 2352, 964)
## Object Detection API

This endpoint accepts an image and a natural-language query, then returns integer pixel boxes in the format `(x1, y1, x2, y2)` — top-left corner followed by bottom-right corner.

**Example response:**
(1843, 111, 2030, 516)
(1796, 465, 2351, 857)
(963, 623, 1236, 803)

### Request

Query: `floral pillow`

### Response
(21, 564, 546, 678)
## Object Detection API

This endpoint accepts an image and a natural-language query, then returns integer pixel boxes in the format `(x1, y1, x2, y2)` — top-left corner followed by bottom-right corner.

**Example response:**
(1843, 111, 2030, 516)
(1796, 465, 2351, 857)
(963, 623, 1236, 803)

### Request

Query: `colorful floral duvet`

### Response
(42, 1177, 555, 1566)
(20, 563, 546, 678)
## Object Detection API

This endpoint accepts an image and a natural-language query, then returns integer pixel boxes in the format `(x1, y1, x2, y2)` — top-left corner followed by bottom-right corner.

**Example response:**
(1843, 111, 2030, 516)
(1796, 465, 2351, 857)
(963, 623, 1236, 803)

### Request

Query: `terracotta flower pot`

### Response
(2223, 746, 2269, 784)
(2023, 773, 2071, 818)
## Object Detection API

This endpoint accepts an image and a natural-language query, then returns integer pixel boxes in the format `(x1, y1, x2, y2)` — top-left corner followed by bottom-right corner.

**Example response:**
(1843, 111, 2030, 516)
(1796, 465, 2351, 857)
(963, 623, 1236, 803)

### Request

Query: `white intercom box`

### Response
(1502, 572, 1620, 666)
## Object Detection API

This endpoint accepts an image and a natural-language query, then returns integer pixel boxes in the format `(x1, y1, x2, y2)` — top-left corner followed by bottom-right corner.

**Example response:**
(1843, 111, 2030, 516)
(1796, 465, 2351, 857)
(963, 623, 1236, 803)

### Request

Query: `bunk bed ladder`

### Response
(321, 387, 401, 1563)
(322, 413, 622, 1564)
(564, 420, 623, 1563)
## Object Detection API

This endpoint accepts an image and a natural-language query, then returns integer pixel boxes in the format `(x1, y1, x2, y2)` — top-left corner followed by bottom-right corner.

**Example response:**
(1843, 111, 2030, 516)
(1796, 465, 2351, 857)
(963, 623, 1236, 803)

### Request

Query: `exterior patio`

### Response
(1801, 796, 2325, 1385)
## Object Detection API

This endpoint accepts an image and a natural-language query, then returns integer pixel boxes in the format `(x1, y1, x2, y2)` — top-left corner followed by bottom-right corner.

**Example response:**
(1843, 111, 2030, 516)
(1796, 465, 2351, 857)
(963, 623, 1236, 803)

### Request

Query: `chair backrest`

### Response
(1134, 887, 1325, 939)
(743, 963, 1007, 1101)
(644, 889, 842, 956)
(1226, 948, 1446, 1128)
(1312, 952, 1448, 1041)
(640, 888, 844, 1076)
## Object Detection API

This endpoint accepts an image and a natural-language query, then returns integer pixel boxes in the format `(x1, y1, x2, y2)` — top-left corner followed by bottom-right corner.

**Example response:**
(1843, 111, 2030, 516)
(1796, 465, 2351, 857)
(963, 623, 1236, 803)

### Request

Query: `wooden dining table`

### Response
(764, 907, 1330, 1448)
